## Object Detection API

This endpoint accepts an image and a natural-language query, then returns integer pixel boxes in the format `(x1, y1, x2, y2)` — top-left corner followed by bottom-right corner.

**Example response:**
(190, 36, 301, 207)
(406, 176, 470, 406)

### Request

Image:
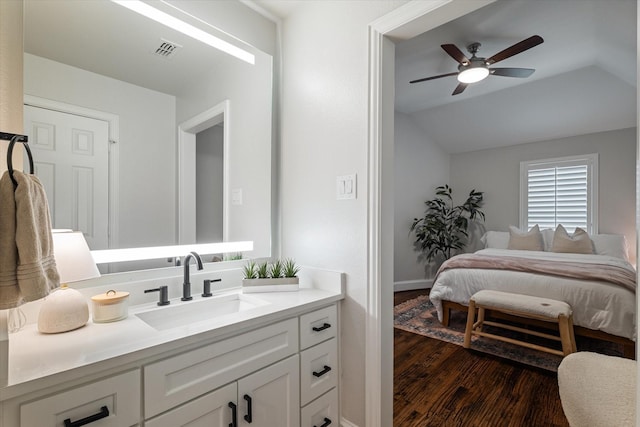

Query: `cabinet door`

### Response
(237, 355, 300, 427)
(145, 383, 237, 427)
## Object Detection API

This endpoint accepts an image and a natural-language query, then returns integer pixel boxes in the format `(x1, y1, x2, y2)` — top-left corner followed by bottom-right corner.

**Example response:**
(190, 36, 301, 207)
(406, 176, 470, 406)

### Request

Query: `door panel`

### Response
(237, 355, 300, 427)
(24, 105, 109, 249)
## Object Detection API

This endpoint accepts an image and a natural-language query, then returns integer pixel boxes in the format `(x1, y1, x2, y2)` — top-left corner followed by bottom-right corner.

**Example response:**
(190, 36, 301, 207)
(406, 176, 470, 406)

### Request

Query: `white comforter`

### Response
(429, 249, 637, 341)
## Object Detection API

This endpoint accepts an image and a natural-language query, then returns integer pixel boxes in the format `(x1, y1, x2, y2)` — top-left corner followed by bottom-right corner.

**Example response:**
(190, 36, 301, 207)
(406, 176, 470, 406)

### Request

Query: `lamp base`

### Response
(37, 285, 89, 334)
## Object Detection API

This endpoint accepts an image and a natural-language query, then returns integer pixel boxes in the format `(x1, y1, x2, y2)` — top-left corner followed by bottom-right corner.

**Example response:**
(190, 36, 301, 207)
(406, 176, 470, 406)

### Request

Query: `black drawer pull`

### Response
(63, 406, 109, 427)
(244, 394, 253, 423)
(312, 323, 331, 332)
(312, 365, 332, 377)
(314, 417, 332, 427)
(228, 402, 237, 427)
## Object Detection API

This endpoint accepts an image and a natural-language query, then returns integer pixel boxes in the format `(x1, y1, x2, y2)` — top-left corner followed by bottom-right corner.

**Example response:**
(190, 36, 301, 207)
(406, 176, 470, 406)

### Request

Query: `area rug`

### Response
(394, 295, 624, 372)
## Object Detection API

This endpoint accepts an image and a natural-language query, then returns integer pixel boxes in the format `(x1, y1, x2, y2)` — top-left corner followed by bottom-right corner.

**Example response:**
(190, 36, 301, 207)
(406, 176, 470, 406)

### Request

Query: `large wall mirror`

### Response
(22, 0, 274, 272)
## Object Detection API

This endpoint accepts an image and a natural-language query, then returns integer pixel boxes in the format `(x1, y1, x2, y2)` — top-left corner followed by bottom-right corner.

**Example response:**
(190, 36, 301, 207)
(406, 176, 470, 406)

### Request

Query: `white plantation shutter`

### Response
(520, 154, 598, 234)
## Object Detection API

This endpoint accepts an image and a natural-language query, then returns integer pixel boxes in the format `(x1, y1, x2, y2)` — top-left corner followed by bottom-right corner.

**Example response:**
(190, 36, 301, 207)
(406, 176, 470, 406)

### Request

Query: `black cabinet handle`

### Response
(228, 402, 237, 427)
(314, 417, 332, 427)
(63, 406, 109, 427)
(312, 323, 331, 332)
(244, 394, 253, 423)
(312, 365, 332, 377)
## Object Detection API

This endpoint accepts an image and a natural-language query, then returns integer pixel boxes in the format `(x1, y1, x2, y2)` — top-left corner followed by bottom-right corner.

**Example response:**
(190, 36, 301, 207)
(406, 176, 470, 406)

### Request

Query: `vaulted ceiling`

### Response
(395, 0, 637, 153)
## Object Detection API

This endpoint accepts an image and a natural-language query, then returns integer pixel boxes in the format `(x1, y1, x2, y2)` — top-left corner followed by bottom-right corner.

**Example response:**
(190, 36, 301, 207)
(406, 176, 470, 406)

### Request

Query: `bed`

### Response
(429, 228, 637, 358)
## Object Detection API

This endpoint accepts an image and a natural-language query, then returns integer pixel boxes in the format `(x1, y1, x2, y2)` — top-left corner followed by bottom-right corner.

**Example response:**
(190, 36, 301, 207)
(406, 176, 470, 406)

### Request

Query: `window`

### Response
(520, 154, 598, 234)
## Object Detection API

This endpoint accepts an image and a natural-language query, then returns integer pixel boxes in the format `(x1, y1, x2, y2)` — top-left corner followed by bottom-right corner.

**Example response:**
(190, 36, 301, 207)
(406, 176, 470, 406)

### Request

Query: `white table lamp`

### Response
(38, 231, 101, 333)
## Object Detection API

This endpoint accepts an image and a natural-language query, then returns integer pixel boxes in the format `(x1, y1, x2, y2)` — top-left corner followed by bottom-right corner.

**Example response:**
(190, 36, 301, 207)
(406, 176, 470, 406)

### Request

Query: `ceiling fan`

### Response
(410, 35, 544, 95)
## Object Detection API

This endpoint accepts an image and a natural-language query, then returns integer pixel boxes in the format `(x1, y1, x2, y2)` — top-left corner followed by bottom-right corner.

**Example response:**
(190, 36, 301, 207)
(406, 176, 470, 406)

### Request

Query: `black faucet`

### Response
(182, 251, 203, 301)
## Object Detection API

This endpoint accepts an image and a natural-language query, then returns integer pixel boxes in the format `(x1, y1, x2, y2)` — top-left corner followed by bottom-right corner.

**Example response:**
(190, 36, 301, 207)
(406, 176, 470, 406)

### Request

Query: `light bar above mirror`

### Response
(110, 0, 255, 64)
(91, 241, 253, 264)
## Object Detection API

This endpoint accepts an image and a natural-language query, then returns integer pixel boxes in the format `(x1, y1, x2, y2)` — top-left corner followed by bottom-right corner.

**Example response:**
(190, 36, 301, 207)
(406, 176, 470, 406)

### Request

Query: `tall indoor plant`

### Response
(410, 185, 485, 263)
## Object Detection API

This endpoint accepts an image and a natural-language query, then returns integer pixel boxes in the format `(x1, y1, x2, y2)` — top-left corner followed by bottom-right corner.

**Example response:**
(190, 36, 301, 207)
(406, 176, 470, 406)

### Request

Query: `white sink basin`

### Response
(135, 293, 269, 331)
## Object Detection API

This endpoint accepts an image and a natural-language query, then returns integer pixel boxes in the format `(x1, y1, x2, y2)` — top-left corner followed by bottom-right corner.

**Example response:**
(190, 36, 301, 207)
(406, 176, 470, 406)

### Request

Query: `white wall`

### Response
(394, 112, 450, 286)
(24, 53, 177, 250)
(177, 49, 273, 259)
(278, 2, 405, 425)
(450, 127, 637, 261)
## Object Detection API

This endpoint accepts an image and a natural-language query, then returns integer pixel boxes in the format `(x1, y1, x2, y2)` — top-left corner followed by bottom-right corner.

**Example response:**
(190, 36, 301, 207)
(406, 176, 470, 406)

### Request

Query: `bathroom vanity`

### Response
(0, 268, 344, 427)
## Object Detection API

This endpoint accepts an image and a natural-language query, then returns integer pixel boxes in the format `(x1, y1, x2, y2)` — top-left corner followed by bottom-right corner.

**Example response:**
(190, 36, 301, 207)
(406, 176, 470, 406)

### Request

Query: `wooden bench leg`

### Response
(558, 314, 576, 356)
(463, 300, 476, 348)
(442, 304, 451, 327)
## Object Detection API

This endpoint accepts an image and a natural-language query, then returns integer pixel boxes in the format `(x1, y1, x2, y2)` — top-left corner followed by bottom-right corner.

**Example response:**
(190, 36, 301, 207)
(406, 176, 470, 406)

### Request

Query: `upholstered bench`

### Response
(463, 290, 577, 356)
(558, 352, 636, 427)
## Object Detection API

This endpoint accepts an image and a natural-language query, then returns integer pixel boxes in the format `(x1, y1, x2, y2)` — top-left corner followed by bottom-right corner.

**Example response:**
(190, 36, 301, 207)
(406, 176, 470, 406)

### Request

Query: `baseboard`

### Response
(341, 417, 359, 427)
(393, 279, 432, 292)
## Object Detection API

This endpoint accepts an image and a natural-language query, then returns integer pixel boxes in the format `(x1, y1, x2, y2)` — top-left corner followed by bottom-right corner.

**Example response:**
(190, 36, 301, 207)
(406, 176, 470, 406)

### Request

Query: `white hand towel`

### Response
(0, 170, 59, 309)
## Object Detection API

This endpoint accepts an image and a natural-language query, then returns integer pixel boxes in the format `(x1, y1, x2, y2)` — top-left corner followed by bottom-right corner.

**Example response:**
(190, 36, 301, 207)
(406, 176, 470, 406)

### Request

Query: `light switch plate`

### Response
(232, 188, 243, 205)
(336, 174, 356, 200)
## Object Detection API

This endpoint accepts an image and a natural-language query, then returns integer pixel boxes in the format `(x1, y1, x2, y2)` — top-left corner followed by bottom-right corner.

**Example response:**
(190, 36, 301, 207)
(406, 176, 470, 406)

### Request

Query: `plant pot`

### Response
(242, 277, 299, 293)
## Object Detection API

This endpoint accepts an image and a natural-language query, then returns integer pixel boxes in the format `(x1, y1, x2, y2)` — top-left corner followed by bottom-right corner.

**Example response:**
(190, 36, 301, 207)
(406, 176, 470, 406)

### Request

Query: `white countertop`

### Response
(2, 268, 344, 401)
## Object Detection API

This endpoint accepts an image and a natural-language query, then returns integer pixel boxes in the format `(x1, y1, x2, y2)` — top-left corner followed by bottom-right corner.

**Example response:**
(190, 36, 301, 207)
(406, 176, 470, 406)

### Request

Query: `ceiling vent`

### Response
(153, 39, 182, 60)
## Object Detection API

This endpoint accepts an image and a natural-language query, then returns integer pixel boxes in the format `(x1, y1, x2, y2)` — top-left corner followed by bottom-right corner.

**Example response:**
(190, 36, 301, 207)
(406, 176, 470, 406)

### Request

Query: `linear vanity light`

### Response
(91, 241, 253, 264)
(110, 0, 255, 64)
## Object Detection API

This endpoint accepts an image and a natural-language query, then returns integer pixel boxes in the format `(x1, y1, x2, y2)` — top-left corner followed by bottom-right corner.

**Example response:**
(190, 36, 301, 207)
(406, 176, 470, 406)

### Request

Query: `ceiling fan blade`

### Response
(441, 44, 470, 65)
(452, 83, 467, 95)
(486, 35, 544, 65)
(490, 67, 535, 78)
(410, 72, 459, 84)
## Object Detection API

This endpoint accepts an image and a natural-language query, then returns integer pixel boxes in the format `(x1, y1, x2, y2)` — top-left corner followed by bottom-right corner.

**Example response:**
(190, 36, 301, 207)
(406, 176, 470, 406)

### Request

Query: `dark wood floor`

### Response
(394, 290, 569, 427)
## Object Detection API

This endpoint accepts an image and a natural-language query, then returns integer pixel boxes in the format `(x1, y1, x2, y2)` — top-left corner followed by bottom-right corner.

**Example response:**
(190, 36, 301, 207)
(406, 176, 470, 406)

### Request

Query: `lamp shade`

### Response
(52, 231, 101, 283)
(38, 231, 100, 333)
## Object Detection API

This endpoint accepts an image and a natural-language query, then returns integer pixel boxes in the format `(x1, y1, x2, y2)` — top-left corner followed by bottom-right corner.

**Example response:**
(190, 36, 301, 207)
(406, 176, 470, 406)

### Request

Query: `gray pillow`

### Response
(508, 225, 544, 251)
(551, 224, 594, 254)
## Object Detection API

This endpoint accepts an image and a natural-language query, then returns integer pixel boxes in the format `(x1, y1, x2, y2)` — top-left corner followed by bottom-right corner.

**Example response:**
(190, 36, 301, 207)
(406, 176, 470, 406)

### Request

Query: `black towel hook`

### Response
(1, 132, 33, 187)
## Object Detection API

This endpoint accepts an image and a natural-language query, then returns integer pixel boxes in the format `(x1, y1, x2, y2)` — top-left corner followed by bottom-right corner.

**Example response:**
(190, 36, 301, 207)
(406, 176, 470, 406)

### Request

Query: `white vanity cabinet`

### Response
(1, 300, 341, 427)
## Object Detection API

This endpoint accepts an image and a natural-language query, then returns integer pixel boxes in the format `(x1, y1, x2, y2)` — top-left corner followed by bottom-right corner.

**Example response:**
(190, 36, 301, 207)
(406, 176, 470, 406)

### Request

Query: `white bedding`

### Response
(429, 248, 637, 341)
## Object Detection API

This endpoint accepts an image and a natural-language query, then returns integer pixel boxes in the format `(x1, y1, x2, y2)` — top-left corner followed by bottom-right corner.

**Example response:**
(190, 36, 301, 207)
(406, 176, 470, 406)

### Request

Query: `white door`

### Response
(23, 105, 109, 250)
(237, 355, 300, 427)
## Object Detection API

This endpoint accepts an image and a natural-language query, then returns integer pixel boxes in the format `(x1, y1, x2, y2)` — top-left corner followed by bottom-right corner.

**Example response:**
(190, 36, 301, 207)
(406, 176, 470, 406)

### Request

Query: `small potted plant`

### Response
(242, 258, 300, 292)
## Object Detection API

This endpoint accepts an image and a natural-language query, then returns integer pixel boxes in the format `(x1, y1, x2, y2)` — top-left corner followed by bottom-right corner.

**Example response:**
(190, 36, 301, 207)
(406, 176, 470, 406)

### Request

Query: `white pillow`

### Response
(481, 231, 510, 249)
(590, 234, 629, 261)
(541, 228, 555, 252)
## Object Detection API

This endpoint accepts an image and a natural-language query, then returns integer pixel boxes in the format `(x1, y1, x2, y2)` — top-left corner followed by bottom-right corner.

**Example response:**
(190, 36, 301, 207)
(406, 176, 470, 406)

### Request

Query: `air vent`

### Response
(153, 39, 182, 59)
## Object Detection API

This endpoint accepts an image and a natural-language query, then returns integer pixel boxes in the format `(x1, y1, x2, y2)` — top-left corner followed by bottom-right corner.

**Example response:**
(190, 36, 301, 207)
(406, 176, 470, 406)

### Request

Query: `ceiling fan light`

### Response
(457, 67, 490, 84)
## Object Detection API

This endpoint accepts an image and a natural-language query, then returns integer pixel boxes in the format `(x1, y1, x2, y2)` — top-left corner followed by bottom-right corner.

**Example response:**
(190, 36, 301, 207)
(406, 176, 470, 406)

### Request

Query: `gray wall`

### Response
(394, 112, 450, 284)
(450, 127, 637, 262)
(196, 125, 224, 244)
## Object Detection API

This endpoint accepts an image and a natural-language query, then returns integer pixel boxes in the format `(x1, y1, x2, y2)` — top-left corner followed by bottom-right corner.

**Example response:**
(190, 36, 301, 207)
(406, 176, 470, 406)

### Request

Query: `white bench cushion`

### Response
(558, 352, 636, 427)
(471, 290, 572, 319)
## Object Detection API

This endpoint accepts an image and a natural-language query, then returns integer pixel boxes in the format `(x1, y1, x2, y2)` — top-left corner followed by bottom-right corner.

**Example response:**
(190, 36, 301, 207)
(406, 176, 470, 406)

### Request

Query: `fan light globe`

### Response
(457, 67, 490, 84)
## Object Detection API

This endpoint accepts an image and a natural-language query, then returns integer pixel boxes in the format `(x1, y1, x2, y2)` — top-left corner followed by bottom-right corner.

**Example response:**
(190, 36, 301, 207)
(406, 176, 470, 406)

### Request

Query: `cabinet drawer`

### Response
(144, 318, 298, 418)
(300, 337, 338, 406)
(299, 305, 337, 350)
(301, 388, 339, 427)
(20, 370, 140, 427)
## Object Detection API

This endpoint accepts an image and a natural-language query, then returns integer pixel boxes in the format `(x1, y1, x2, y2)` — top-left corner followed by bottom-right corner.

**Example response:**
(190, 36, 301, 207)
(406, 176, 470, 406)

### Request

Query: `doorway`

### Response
(367, 1, 639, 425)
(177, 100, 230, 245)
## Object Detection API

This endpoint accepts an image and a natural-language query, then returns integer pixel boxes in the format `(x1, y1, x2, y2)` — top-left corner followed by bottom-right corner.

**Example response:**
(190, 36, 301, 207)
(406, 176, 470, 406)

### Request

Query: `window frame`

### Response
(519, 153, 598, 234)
